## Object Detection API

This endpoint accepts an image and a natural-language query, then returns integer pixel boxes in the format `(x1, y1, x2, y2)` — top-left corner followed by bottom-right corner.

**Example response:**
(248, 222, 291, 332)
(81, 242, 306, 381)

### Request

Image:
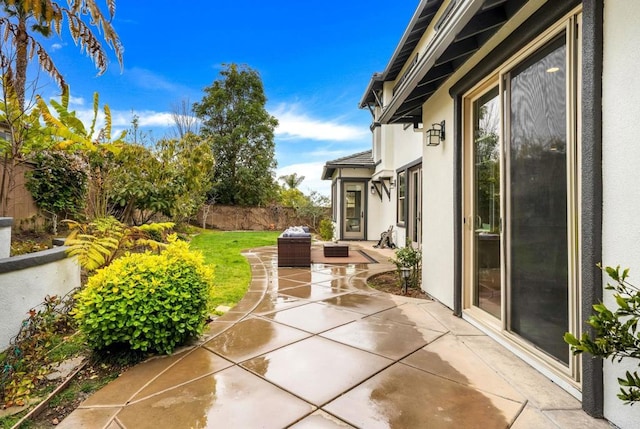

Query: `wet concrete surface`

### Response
(58, 243, 612, 429)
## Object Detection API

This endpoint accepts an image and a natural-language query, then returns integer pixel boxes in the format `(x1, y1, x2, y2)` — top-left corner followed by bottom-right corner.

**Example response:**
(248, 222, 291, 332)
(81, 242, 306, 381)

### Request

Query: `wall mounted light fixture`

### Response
(426, 120, 445, 146)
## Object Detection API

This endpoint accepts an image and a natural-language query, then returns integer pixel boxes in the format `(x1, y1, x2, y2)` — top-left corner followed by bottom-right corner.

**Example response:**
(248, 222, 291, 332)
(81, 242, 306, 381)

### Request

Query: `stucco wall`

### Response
(0, 247, 81, 350)
(0, 217, 11, 259)
(368, 125, 422, 246)
(421, 89, 456, 309)
(601, 0, 640, 427)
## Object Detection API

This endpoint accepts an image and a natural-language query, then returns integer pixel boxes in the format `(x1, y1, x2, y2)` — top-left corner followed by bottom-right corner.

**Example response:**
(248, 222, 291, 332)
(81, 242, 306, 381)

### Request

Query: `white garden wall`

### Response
(0, 227, 80, 350)
(0, 218, 11, 259)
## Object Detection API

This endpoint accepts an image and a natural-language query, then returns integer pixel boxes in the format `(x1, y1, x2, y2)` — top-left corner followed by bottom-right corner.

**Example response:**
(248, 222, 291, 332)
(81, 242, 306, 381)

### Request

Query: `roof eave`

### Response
(358, 0, 442, 109)
(380, 0, 486, 124)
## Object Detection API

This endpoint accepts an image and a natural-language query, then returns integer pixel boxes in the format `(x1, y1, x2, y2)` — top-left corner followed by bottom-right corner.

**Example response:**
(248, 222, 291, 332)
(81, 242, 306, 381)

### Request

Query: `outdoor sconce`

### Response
(389, 178, 396, 189)
(400, 266, 411, 295)
(370, 184, 376, 194)
(426, 120, 445, 146)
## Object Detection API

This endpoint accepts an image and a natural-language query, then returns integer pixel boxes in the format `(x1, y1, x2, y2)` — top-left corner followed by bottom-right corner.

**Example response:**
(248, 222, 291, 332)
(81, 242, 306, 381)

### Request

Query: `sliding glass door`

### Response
(464, 12, 581, 375)
(507, 36, 569, 364)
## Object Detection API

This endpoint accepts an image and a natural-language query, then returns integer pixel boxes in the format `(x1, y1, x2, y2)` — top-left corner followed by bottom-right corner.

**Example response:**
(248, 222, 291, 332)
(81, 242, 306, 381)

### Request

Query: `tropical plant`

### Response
(0, 0, 123, 110)
(193, 63, 278, 206)
(73, 238, 214, 354)
(64, 216, 174, 272)
(565, 265, 640, 403)
(279, 172, 305, 190)
(37, 90, 126, 219)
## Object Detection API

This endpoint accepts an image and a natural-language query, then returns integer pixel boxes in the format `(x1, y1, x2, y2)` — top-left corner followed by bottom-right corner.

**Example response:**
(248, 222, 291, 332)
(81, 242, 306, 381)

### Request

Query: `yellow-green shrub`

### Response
(74, 238, 214, 354)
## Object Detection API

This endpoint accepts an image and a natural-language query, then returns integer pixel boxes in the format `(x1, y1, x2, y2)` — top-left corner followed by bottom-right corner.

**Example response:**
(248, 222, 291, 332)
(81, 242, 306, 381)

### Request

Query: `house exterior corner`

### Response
(326, 0, 640, 427)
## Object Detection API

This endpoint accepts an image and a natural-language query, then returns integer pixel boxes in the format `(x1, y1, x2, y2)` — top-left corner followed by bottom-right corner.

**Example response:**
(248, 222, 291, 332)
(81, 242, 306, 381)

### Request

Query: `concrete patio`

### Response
(58, 243, 612, 428)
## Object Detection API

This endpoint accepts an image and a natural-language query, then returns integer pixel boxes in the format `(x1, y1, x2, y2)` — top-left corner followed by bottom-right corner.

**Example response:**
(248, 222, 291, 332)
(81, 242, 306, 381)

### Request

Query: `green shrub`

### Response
(565, 265, 640, 403)
(390, 240, 422, 289)
(318, 218, 334, 241)
(73, 238, 214, 354)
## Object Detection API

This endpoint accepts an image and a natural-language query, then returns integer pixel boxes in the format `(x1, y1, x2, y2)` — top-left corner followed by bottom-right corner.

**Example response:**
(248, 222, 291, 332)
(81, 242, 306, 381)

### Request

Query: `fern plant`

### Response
(64, 217, 174, 272)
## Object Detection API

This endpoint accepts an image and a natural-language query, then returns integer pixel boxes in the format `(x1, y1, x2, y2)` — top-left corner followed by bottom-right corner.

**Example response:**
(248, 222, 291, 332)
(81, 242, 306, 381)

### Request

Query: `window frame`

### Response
(396, 170, 406, 225)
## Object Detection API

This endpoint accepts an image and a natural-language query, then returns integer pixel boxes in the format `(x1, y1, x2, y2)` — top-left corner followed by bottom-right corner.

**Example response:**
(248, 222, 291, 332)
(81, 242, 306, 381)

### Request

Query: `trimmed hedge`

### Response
(74, 238, 214, 354)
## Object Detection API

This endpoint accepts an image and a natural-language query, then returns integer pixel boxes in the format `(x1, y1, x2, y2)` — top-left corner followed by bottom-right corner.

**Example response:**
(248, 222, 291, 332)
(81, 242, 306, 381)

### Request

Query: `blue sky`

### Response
(36, 1, 417, 196)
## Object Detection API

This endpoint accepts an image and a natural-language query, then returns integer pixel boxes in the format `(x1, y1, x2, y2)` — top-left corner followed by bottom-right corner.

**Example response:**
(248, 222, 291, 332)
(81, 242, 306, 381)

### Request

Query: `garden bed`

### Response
(367, 271, 430, 299)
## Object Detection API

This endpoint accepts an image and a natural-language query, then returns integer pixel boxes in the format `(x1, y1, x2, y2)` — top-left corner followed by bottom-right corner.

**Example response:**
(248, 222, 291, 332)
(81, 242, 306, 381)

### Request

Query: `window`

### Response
(397, 171, 406, 224)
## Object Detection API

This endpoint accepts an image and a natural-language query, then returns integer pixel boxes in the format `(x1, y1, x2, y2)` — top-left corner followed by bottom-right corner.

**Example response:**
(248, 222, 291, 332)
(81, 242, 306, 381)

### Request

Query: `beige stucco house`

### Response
(322, 1, 640, 427)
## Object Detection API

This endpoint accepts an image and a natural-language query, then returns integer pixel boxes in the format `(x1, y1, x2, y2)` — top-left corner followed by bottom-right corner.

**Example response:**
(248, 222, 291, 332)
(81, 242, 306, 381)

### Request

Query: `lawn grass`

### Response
(189, 230, 279, 313)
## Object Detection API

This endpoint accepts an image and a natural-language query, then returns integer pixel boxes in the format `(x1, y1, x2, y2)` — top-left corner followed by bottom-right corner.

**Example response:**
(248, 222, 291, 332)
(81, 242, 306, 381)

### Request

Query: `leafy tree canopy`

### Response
(193, 63, 278, 206)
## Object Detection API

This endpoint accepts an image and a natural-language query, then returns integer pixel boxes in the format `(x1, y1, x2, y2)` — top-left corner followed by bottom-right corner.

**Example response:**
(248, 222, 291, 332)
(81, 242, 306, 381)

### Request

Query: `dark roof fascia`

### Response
(359, 0, 444, 109)
(380, 0, 486, 124)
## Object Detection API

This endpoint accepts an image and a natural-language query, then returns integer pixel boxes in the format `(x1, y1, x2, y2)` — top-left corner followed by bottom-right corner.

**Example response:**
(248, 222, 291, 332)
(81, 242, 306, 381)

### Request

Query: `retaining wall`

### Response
(0, 219, 80, 350)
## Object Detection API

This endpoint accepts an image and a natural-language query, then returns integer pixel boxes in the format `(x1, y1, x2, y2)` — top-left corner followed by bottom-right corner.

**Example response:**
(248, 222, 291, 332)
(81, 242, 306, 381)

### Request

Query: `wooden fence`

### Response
(0, 162, 40, 228)
(0, 163, 328, 233)
(198, 205, 329, 232)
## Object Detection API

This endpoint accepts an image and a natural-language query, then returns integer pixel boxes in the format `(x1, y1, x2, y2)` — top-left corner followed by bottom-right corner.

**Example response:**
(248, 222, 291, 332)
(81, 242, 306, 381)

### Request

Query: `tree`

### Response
(278, 187, 306, 209)
(0, 74, 49, 216)
(107, 134, 213, 224)
(294, 190, 330, 231)
(193, 63, 278, 206)
(0, 0, 123, 110)
(279, 172, 305, 190)
(170, 98, 199, 139)
(0, 0, 123, 216)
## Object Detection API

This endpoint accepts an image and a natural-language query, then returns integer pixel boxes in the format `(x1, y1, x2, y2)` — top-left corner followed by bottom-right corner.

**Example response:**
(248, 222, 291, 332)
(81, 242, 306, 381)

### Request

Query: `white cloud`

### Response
(126, 67, 185, 93)
(272, 104, 368, 142)
(113, 110, 174, 128)
(69, 96, 84, 106)
(68, 108, 174, 141)
(51, 43, 63, 51)
(277, 162, 331, 197)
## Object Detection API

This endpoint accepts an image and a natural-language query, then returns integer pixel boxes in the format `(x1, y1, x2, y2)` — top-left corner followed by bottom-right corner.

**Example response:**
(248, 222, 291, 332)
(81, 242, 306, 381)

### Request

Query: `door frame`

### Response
(460, 9, 582, 384)
(407, 165, 423, 247)
(340, 179, 368, 240)
(452, 1, 602, 416)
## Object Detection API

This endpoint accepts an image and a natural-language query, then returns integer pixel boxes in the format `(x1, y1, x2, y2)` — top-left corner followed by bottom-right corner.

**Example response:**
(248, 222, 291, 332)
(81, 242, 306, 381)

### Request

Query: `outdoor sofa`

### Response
(277, 226, 311, 267)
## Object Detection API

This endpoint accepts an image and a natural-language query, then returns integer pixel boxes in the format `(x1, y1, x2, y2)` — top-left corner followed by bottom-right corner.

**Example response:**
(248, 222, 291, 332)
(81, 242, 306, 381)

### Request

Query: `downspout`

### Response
(453, 95, 463, 317)
(580, 0, 604, 418)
